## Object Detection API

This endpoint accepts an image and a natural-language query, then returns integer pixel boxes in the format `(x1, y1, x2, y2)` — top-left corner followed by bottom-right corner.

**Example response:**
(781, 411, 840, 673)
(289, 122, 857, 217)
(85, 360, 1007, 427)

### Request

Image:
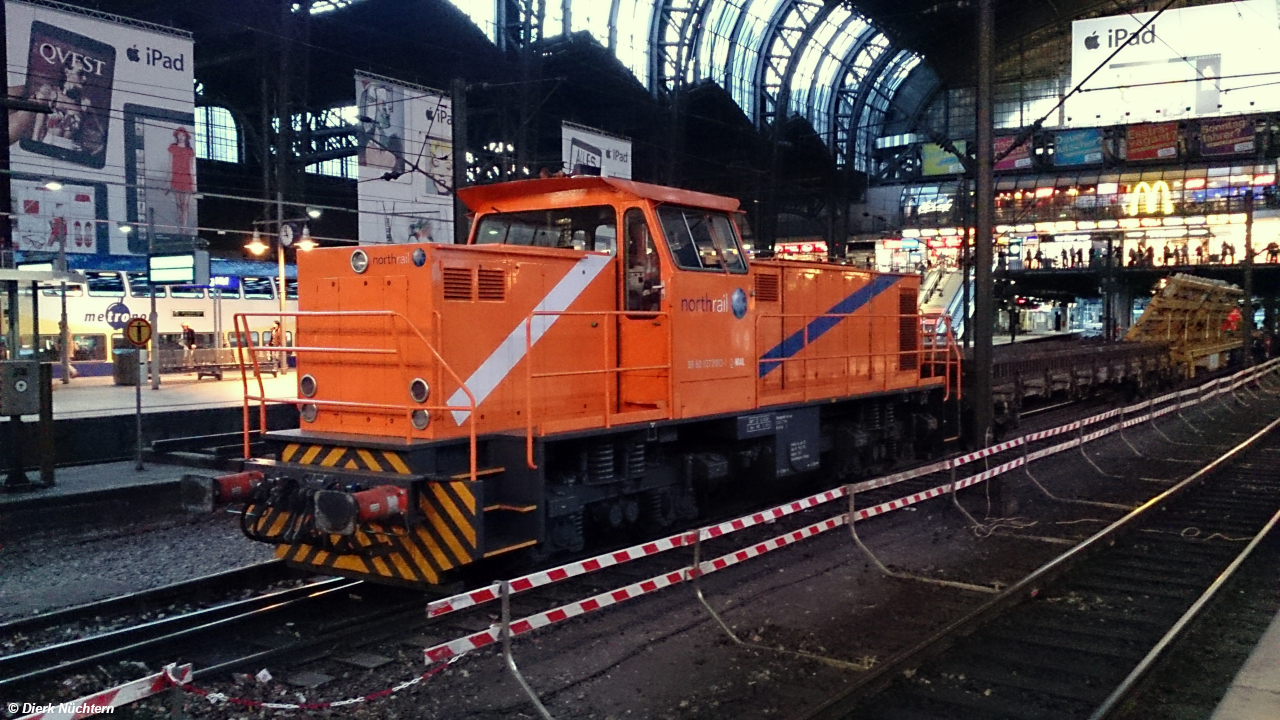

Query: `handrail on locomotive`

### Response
(523, 309, 674, 469)
(232, 310, 480, 483)
(517, 307, 961, 469)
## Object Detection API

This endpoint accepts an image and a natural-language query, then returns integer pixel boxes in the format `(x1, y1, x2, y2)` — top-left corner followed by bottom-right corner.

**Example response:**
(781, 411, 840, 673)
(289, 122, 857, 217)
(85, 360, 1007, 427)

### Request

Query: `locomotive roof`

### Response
(457, 177, 741, 214)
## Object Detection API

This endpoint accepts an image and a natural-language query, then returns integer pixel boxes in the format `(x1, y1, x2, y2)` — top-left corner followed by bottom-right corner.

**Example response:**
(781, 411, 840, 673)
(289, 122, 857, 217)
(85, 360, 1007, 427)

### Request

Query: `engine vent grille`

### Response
(443, 267, 474, 301)
(899, 288, 918, 371)
(477, 268, 506, 301)
(754, 274, 780, 303)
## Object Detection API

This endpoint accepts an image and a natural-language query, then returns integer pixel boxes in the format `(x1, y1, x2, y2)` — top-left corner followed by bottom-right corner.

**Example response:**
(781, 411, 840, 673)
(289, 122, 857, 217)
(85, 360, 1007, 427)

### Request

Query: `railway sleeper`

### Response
(998, 611, 1162, 644)
(978, 626, 1152, 662)
(876, 682, 1083, 720)
(928, 656, 1111, 705)
(959, 640, 1134, 681)
(1080, 565, 1222, 589)
(1028, 600, 1172, 628)
(1062, 577, 1202, 601)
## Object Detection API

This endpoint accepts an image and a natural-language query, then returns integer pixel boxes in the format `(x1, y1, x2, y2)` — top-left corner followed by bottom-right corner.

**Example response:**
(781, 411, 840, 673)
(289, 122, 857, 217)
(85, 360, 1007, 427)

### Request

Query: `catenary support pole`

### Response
(452, 78, 469, 245)
(1243, 191, 1255, 365)
(276, 190, 286, 374)
(148, 208, 160, 389)
(971, 0, 995, 445)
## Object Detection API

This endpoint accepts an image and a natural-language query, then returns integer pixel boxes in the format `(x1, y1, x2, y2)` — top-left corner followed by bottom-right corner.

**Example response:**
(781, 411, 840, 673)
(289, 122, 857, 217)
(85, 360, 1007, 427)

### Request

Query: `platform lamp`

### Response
(39, 180, 74, 385)
(246, 216, 319, 374)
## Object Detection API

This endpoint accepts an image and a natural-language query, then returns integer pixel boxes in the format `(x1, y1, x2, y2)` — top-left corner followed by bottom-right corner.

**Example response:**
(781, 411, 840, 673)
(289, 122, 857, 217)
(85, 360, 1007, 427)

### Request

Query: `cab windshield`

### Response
(657, 206, 747, 273)
(474, 205, 617, 255)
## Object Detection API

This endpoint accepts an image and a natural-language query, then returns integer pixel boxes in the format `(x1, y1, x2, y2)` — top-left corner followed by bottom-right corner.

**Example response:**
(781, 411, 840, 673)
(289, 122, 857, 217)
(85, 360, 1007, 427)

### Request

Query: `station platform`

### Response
(41, 371, 297, 420)
(992, 330, 1081, 346)
(0, 460, 194, 540)
(1211, 610, 1280, 719)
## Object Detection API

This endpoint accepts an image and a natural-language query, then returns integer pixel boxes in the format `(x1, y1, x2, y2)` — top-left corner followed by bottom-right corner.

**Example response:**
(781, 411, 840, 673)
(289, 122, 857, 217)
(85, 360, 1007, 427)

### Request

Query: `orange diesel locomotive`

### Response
(210, 177, 960, 587)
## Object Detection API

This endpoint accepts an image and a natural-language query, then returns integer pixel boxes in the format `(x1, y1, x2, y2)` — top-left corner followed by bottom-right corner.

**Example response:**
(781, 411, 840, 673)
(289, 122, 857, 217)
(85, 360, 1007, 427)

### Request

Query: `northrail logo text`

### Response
(681, 289, 749, 320)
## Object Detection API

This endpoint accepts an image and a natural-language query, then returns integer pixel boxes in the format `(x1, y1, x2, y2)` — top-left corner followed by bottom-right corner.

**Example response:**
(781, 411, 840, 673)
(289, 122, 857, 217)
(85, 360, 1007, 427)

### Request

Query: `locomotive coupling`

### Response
(314, 485, 410, 535)
(181, 471, 264, 513)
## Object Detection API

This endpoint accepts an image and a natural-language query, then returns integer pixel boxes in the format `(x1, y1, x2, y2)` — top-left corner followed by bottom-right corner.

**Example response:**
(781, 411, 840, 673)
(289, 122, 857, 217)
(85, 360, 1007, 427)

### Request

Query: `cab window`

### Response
(624, 209, 661, 313)
(474, 205, 617, 255)
(657, 206, 747, 273)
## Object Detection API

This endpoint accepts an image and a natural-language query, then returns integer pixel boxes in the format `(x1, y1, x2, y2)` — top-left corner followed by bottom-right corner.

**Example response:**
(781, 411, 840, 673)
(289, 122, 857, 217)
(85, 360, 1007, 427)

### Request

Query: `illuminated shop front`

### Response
(880, 163, 1280, 273)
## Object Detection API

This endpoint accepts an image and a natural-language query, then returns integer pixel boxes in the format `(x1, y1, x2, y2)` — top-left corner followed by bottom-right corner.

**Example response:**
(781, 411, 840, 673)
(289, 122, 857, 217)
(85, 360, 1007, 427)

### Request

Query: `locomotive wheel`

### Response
(642, 489, 678, 529)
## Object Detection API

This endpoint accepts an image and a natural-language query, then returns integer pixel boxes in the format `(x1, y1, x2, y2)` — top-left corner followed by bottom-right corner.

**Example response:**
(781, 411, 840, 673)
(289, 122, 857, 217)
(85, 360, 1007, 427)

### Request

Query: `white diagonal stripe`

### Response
(449, 254, 613, 425)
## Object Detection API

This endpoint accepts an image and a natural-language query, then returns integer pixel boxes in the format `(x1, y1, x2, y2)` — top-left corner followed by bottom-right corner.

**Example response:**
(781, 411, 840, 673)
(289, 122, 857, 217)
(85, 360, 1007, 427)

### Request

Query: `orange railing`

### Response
(754, 311, 962, 403)
(523, 310, 673, 469)
(232, 311, 480, 483)
(920, 312, 963, 401)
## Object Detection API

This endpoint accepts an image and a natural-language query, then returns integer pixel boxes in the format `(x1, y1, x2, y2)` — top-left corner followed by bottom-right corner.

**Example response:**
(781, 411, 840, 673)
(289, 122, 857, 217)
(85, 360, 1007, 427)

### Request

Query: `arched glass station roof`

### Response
(445, 0, 925, 171)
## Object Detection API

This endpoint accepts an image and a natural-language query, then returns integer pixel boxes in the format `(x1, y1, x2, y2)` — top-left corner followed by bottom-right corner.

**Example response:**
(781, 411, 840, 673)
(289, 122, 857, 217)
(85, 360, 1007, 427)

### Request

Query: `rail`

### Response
(755, 311, 961, 403)
(232, 311, 480, 483)
(523, 310, 673, 469)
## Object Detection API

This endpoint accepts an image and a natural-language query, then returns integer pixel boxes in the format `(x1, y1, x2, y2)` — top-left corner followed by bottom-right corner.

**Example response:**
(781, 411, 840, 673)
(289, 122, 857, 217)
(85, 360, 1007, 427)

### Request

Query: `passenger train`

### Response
(193, 176, 962, 588)
(6, 259, 298, 376)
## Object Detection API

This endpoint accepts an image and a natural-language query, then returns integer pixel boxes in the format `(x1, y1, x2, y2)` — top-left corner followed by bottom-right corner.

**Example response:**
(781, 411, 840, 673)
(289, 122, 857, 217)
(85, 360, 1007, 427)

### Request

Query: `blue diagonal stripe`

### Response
(758, 274, 902, 378)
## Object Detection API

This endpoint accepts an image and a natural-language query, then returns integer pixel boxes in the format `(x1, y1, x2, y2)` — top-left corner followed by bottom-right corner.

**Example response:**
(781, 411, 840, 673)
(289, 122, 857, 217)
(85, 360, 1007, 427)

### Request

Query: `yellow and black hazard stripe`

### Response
(280, 443, 412, 474)
(273, 480, 480, 586)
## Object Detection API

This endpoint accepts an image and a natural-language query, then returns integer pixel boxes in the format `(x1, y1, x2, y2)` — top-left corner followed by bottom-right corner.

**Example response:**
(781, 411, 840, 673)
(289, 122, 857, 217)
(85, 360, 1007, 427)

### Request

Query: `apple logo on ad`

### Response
(127, 45, 140, 62)
(1084, 33, 1100, 50)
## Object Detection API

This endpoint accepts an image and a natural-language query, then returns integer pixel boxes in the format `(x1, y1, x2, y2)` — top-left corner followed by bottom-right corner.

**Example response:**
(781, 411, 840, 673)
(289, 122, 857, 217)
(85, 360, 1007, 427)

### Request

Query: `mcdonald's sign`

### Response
(1125, 180, 1175, 216)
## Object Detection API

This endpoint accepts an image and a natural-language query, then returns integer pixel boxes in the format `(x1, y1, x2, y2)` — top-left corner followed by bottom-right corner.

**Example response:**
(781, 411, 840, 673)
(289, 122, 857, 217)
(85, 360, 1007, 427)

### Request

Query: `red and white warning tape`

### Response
(426, 530, 694, 618)
(699, 486, 846, 541)
(849, 458, 952, 493)
(953, 458, 1024, 491)
(695, 514, 847, 575)
(1023, 421, 1080, 442)
(16, 664, 191, 720)
(424, 569, 689, 663)
(952, 438, 1025, 467)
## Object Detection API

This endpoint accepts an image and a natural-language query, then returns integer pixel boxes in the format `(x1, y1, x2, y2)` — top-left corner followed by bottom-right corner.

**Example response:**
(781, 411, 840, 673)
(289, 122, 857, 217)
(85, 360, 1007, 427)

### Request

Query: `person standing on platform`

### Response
(270, 320, 284, 370)
(181, 323, 196, 369)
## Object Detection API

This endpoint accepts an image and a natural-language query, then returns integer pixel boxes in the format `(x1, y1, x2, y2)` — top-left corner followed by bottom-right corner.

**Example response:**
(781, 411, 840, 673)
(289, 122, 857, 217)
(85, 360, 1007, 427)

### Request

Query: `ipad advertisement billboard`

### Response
(356, 73, 454, 245)
(1067, 0, 1280, 127)
(5, 0, 195, 255)
(561, 122, 632, 179)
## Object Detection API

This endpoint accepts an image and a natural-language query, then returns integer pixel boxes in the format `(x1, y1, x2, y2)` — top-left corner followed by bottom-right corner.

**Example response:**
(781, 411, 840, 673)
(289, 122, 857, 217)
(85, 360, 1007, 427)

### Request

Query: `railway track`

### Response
(0, 575, 358, 690)
(4, 372, 1273, 714)
(796, 415, 1280, 720)
(0, 561, 294, 644)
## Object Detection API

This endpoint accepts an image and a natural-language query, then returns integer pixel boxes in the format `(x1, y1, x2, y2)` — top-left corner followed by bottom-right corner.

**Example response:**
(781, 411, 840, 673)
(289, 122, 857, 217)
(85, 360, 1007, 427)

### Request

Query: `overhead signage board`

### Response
(1200, 116, 1256, 156)
(209, 275, 240, 292)
(1124, 122, 1179, 161)
(1067, 0, 1280, 127)
(149, 250, 209, 286)
(561, 122, 632, 179)
(921, 142, 966, 176)
(355, 73, 453, 245)
(1054, 128, 1104, 166)
(5, 1, 195, 257)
